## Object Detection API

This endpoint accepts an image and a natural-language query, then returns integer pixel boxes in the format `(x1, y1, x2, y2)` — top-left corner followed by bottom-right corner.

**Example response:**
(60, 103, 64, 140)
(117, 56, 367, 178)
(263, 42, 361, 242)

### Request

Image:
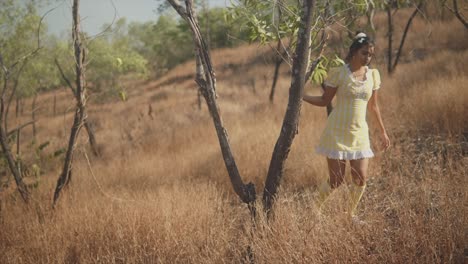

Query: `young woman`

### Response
(303, 32, 390, 218)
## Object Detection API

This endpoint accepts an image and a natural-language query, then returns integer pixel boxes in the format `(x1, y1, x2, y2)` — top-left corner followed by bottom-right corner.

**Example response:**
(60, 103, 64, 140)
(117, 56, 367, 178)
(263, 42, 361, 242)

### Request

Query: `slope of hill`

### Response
(1, 9, 467, 263)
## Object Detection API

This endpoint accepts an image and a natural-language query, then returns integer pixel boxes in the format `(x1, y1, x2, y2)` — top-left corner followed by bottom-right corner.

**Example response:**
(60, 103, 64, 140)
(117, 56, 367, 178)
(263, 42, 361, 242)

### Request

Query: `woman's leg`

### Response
(349, 158, 369, 216)
(316, 158, 346, 207)
(327, 158, 346, 188)
(349, 158, 368, 186)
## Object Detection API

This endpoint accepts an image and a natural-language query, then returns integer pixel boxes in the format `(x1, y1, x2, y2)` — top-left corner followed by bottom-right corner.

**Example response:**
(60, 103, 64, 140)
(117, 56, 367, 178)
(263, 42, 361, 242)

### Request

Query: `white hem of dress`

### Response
(316, 147, 374, 160)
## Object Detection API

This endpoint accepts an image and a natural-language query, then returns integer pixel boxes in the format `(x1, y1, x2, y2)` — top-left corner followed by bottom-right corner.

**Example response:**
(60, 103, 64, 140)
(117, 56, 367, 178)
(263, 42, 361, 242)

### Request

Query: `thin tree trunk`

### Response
(53, 92, 57, 116)
(386, 5, 393, 74)
(0, 76, 29, 202)
(15, 96, 20, 118)
(168, 0, 256, 208)
(392, 2, 422, 72)
(0, 125, 28, 202)
(20, 98, 24, 116)
(263, 0, 317, 215)
(451, 0, 468, 29)
(53, 0, 88, 206)
(84, 120, 99, 156)
(16, 129, 21, 180)
(32, 94, 37, 139)
(55, 52, 99, 157)
(5, 63, 26, 133)
(269, 40, 284, 102)
(367, 0, 376, 36)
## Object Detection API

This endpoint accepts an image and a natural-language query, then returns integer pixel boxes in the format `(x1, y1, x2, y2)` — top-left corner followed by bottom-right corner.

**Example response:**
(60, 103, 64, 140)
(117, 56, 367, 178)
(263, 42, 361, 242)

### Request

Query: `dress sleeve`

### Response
(323, 67, 340, 88)
(372, 69, 381, 90)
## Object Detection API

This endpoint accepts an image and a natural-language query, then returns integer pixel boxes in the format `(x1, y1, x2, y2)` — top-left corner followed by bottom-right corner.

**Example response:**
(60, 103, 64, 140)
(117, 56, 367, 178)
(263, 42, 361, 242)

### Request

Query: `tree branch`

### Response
(446, 0, 468, 29)
(54, 58, 77, 98)
(167, 0, 187, 18)
(392, 1, 423, 72)
(6, 120, 36, 138)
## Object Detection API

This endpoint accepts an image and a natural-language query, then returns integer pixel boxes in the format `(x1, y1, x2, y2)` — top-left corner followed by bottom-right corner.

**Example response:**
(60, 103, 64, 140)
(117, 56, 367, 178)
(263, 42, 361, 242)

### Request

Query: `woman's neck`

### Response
(348, 61, 365, 72)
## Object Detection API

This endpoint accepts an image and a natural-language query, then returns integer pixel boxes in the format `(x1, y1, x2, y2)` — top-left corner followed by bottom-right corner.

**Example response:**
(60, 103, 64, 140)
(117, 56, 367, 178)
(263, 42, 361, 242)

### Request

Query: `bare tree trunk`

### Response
(84, 120, 99, 156)
(5, 63, 26, 133)
(32, 93, 37, 139)
(55, 54, 99, 157)
(16, 129, 21, 179)
(169, 0, 320, 218)
(392, 2, 423, 72)
(15, 96, 20, 118)
(449, 0, 468, 29)
(197, 89, 202, 110)
(263, 0, 317, 215)
(387, 1, 423, 74)
(168, 0, 256, 208)
(386, 5, 393, 74)
(53, 92, 57, 116)
(269, 40, 285, 103)
(367, 0, 376, 36)
(20, 98, 24, 116)
(53, 0, 88, 206)
(0, 76, 29, 202)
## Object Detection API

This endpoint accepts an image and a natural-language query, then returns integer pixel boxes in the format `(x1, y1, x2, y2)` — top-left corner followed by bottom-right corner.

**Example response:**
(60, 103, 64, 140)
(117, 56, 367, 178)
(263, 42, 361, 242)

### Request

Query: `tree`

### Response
(445, 0, 468, 29)
(66, 18, 148, 102)
(0, 0, 49, 203)
(168, 0, 324, 217)
(382, 0, 424, 74)
(53, 0, 89, 206)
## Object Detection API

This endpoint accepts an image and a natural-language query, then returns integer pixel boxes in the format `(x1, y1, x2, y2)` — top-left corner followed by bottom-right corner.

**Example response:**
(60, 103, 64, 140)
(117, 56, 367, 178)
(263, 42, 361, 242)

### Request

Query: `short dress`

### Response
(316, 64, 381, 160)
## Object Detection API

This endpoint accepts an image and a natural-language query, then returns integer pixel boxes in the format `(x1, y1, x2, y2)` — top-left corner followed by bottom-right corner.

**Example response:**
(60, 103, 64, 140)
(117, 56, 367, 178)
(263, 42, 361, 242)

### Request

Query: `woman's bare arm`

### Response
(368, 90, 390, 150)
(303, 86, 337, 107)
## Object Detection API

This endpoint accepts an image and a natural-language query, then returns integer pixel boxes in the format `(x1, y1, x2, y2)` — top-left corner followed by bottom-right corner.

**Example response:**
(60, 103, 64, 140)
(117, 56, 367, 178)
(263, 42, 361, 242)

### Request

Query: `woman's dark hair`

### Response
(345, 32, 375, 63)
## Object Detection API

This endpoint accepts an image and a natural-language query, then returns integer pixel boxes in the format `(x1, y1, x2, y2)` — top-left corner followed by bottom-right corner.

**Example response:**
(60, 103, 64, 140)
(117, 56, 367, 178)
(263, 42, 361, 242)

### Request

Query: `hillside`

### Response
(1, 9, 467, 263)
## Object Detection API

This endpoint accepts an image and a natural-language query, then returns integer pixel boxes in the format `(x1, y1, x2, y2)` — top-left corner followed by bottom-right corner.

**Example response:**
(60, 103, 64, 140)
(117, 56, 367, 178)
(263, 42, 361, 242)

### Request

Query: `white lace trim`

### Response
(316, 147, 374, 160)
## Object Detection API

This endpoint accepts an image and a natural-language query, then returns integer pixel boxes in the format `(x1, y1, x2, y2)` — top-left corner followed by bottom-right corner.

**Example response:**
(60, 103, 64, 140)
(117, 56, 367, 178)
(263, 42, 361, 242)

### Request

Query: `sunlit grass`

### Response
(0, 11, 467, 264)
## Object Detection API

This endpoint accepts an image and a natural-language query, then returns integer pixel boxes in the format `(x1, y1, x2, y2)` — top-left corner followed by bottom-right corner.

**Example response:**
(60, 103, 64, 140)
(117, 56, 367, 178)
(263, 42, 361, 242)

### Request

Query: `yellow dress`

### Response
(316, 64, 381, 160)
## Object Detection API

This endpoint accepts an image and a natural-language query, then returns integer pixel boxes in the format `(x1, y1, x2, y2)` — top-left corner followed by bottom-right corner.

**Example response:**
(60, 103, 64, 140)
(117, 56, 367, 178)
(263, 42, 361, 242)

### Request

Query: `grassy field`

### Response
(0, 10, 467, 264)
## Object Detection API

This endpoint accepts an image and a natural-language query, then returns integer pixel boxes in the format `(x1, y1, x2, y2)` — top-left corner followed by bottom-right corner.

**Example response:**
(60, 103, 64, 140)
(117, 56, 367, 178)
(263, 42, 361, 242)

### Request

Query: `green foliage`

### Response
(53, 148, 66, 158)
(0, 0, 62, 100)
(310, 55, 345, 85)
(226, 0, 300, 44)
(377, 0, 415, 9)
(42, 18, 147, 102)
(128, 7, 250, 76)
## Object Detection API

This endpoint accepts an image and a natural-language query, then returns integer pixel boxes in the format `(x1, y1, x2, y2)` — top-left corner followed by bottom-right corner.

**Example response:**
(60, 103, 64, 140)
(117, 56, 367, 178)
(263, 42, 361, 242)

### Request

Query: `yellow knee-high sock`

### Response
(315, 180, 332, 209)
(348, 183, 366, 216)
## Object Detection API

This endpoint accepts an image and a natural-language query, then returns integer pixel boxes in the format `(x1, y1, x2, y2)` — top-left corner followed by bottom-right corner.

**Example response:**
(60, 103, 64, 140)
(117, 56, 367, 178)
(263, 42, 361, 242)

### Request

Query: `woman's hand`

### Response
(380, 132, 390, 151)
(303, 86, 337, 107)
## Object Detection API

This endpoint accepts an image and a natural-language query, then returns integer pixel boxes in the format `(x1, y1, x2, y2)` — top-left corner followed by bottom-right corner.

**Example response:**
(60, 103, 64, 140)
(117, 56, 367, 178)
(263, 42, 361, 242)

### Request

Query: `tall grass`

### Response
(0, 11, 467, 264)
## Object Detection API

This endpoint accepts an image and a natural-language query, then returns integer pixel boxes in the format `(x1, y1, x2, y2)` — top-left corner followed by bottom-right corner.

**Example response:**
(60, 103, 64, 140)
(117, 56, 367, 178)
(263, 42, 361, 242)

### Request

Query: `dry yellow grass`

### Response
(0, 10, 467, 264)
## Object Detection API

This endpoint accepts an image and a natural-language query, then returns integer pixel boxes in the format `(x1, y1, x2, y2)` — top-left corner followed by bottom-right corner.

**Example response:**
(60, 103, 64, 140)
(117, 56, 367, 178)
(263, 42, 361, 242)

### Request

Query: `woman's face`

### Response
(353, 44, 374, 66)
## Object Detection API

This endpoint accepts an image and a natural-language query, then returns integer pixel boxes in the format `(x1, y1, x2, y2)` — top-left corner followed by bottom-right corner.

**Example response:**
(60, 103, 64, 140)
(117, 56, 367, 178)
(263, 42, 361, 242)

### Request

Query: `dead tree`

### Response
(53, 0, 89, 206)
(167, 0, 319, 217)
(386, 0, 424, 74)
